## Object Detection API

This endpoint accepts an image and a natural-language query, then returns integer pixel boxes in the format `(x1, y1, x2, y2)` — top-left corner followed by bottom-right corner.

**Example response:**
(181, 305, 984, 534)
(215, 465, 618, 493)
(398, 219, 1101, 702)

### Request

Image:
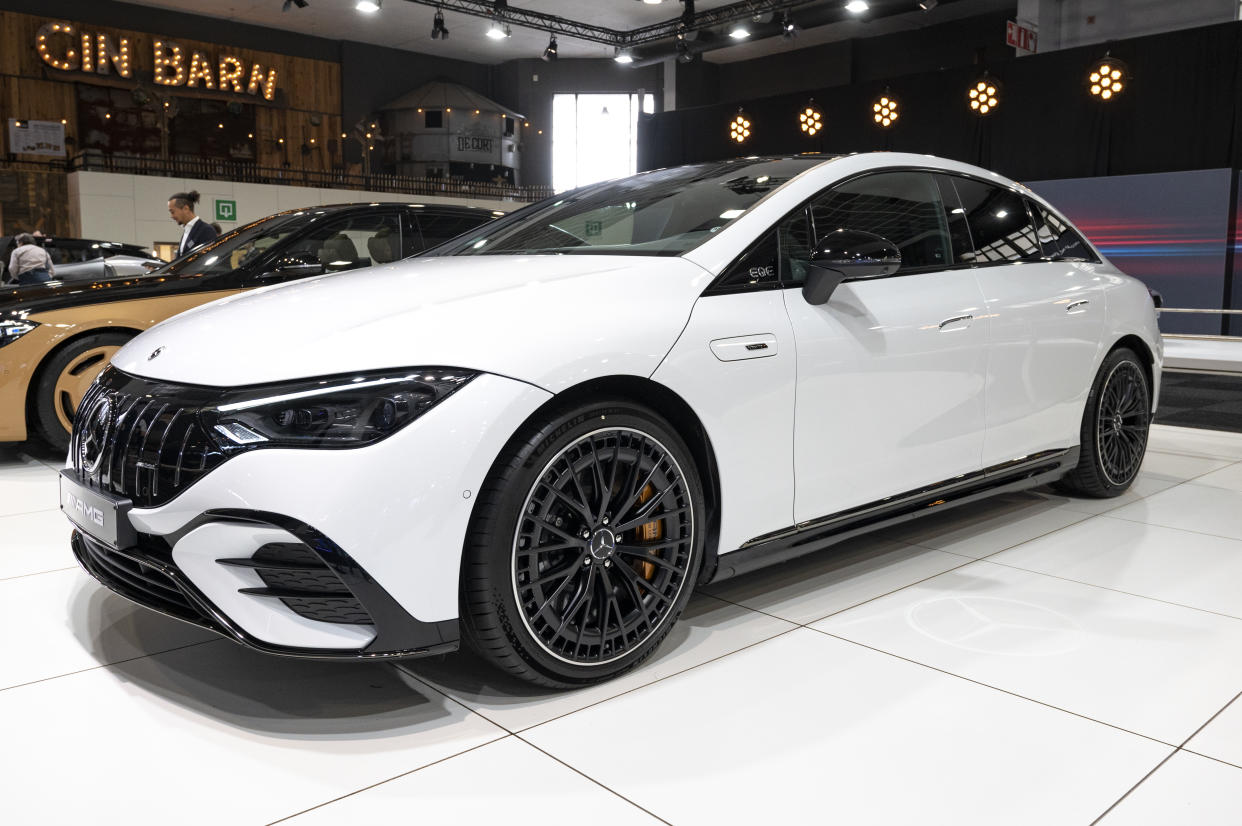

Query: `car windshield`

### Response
(439, 157, 831, 257)
(160, 211, 318, 277)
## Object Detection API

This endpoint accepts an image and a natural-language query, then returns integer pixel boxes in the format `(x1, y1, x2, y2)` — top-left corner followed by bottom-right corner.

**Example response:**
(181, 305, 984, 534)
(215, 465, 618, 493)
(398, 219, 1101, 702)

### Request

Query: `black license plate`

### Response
(59, 471, 136, 549)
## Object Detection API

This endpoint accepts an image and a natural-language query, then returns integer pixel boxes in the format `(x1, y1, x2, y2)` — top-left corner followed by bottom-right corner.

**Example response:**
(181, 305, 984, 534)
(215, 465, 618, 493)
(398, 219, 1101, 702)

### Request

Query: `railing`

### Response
(1160, 308, 1242, 342)
(2, 152, 553, 203)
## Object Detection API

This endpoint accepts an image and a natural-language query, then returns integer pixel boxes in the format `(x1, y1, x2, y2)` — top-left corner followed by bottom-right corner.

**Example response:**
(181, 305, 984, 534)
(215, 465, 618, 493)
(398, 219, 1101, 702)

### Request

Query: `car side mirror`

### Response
(802, 229, 901, 306)
(261, 253, 323, 279)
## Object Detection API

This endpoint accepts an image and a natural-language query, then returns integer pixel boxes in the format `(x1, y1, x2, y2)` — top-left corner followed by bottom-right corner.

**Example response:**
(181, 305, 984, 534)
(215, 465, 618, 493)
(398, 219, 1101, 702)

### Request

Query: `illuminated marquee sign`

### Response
(35, 21, 279, 102)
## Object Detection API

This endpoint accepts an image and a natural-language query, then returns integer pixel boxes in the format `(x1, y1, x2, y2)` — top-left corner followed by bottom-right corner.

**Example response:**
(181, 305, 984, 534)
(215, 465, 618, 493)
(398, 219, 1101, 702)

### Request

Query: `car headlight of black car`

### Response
(203, 368, 477, 450)
(0, 319, 39, 349)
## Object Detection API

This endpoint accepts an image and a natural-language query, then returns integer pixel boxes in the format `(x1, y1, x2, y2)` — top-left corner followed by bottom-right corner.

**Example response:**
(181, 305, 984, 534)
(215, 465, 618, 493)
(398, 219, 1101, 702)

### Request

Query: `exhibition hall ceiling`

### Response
(120, 0, 1009, 64)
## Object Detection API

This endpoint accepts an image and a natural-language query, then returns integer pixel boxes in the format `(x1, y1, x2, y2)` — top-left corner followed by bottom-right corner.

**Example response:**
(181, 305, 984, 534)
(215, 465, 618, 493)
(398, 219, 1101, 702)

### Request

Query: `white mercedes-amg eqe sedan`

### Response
(62, 153, 1161, 687)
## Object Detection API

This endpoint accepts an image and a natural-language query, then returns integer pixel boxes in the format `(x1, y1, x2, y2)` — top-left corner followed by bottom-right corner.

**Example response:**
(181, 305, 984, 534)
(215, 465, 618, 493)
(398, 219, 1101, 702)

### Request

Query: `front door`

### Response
(783, 171, 991, 523)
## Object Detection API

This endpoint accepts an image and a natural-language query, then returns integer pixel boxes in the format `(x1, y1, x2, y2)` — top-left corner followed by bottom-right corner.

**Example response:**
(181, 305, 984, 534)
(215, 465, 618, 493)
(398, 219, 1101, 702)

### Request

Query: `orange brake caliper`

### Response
(632, 483, 663, 581)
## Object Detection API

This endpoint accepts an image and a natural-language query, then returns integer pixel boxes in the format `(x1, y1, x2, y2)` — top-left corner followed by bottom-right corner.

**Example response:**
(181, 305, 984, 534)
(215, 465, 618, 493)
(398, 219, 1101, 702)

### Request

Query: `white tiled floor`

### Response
(2, 424, 1241, 825)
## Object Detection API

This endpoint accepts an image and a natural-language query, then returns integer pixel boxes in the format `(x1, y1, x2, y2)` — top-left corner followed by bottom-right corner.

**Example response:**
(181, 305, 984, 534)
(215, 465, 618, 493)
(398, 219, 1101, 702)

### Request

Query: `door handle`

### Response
(938, 314, 973, 331)
(1066, 300, 1090, 314)
(710, 334, 779, 362)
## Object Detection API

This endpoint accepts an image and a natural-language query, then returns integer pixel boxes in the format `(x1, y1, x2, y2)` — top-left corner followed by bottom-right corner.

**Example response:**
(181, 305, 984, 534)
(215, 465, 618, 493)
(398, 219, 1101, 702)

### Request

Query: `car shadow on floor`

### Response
(70, 583, 462, 738)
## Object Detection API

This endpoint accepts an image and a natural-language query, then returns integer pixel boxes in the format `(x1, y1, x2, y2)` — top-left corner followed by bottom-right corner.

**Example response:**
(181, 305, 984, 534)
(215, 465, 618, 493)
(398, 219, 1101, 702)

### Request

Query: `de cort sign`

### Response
(35, 21, 280, 101)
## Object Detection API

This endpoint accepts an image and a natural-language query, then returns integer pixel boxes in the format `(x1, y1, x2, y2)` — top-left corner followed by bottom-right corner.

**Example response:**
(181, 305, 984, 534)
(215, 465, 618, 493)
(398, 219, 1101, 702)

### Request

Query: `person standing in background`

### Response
(168, 191, 217, 256)
(6, 233, 55, 285)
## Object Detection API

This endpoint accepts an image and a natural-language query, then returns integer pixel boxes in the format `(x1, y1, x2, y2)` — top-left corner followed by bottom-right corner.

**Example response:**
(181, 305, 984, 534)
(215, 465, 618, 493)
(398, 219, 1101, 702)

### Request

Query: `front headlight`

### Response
(202, 368, 477, 450)
(0, 319, 39, 349)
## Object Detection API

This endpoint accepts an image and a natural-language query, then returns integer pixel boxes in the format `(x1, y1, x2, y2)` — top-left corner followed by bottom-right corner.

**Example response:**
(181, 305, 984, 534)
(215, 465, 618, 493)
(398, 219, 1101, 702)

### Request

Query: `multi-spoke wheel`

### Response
(1056, 347, 1151, 498)
(461, 401, 704, 687)
(34, 332, 132, 451)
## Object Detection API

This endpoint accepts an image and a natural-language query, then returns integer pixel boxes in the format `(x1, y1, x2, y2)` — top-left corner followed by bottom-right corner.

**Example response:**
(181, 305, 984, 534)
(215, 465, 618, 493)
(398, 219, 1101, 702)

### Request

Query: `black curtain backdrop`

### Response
(640, 20, 1242, 184)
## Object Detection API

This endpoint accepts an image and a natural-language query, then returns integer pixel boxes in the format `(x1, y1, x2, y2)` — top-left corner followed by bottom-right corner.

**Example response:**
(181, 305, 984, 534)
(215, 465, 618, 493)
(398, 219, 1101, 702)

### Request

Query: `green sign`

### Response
(215, 199, 237, 222)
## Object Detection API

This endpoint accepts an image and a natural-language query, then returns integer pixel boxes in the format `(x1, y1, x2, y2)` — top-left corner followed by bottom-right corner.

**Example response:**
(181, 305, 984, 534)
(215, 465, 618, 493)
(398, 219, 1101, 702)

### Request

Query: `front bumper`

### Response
(69, 372, 553, 658)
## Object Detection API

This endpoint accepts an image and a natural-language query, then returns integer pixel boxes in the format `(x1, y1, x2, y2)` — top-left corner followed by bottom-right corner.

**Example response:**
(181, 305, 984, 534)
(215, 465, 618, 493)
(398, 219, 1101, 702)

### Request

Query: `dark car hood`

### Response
(0, 269, 209, 320)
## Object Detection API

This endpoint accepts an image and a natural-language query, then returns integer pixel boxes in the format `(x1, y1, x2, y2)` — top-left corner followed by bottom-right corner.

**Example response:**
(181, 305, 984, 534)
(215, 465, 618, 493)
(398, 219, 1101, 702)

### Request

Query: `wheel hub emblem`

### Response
(589, 528, 617, 561)
(1111, 413, 1123, 433)
(78, 395, 113, 475)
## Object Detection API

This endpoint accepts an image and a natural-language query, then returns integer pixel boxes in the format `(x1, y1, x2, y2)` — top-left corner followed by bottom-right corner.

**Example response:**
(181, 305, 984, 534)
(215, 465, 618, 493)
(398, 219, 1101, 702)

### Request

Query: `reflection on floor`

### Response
(3, 425, 1242, 825)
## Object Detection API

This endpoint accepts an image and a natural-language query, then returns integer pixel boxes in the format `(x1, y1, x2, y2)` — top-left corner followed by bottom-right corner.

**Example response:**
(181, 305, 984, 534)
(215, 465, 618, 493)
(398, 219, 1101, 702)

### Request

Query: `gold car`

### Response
(0, 202, 497, 449)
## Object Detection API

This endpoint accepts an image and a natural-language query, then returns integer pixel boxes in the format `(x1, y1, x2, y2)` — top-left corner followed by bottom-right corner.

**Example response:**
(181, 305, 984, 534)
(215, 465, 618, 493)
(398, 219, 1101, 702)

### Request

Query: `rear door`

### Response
(944, 176, 1106, 464)
(783, 170, 991, 523)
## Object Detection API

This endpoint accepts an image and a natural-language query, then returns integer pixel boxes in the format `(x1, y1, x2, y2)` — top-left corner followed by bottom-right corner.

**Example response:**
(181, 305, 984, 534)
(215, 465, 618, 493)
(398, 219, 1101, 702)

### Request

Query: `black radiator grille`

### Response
(70, 368, 226, 508)
(73, 532, 202, 624)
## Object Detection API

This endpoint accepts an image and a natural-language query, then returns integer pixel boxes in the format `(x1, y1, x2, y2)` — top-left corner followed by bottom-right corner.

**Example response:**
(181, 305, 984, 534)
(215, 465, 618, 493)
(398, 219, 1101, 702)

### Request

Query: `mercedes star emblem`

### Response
(148, 346, 164, 361)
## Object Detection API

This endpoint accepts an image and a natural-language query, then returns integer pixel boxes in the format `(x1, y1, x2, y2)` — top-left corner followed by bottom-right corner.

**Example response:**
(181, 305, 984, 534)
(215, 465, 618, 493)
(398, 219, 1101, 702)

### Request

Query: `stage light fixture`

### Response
(675, 37, 695, 63)
(799, 100, 822, 136)
(355, 0, 381, 12)
(542, 34, 558, 61)
(919, 0, 938, 9)
(282, 0, 308, 10)
(486, 14, 511, 39)
(780, 12, 798, 38)
(430, 9, 449, 39)
(872, 92, 898, 128)
(729, 109, 750, 144)
(729, 24, 750, 39)
(967, 77, 1000, 115)
(614, 47, 634, 64)
(845, 1, 869, 13)
(1087, 56, 1128, 101)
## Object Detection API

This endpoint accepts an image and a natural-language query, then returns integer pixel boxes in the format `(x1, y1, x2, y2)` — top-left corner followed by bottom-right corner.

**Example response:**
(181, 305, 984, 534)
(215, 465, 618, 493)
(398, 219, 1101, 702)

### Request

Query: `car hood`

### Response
(112, 254, 715, 391)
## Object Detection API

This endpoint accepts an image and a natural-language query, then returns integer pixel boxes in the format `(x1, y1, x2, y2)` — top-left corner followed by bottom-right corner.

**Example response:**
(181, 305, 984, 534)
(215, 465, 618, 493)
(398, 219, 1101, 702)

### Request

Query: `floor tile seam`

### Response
(808, 627, 1180, 748)
(1175, 689, 1242, 752)
(0, 637, 221, 694)
(512, 733, 675, 826)
(0, 565, 78, 582)
(974, 557, 1242, 624)
(1102, 512, 1242, 544)
(792, 552, 982, 626)
(389, 663, 522, 736)
(1141, 447, 1242, 462)
(1178, 746, 1242, 772)
(508, 625, 804, 735)
(1087, 748, 1181, 826)
(263, 733, 514, 826)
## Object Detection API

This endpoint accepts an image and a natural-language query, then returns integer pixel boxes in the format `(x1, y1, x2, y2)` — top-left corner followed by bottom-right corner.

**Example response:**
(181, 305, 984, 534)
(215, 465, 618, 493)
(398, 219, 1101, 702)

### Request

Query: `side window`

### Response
(808, 171, 952, 271)
(283, 212, 402, 273)
(415, 213, 492, 252)
(950, 177, 1042, 264)
(711, 206, 811, 292)
(716, 231, 780, 291)
(1028, 200, 1097, 262)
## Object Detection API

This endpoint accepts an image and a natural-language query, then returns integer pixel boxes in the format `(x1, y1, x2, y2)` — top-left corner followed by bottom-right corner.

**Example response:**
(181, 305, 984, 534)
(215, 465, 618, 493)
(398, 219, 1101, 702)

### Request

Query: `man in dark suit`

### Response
(168, 190, 218, 256)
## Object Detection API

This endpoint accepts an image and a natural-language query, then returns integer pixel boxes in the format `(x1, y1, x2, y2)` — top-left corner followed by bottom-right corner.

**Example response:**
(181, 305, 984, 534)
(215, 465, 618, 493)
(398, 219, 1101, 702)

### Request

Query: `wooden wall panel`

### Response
(0, 9, 341, 169)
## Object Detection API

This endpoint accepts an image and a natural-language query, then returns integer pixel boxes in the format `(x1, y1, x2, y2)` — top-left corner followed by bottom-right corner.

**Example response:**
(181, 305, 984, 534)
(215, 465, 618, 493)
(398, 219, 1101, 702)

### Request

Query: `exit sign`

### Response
(1006, 20, 1037, 53)
(215, 199, 237, 222)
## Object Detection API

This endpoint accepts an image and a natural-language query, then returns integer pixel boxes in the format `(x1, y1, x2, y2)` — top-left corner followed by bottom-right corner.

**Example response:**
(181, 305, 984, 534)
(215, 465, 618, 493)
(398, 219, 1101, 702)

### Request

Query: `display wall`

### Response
(1030, 169, 1235, 336)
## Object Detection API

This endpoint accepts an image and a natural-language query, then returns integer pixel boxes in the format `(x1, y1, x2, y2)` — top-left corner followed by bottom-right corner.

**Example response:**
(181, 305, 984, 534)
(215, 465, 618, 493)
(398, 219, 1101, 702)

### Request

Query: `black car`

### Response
(0, 202, 500, 449)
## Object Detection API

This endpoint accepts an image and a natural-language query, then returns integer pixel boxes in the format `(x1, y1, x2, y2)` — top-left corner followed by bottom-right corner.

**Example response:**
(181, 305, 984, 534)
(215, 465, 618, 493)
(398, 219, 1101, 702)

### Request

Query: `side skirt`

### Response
(709, 447, 1078, 583)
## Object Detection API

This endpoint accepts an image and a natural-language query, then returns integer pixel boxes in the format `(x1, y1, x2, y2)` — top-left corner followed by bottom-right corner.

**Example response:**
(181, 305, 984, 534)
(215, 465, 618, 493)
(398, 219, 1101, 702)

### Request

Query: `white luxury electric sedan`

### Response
(61, 153, 1161, 687)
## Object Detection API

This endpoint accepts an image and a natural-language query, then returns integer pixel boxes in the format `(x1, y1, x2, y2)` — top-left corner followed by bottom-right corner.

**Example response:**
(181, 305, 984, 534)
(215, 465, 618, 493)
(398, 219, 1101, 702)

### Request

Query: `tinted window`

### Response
(808, 172, 951, 271)
(283, 212, 402, 272)
(440, 157, 831, 257)
(415, 212, 492, 250)
(165, 213, 314, 276)
(1028, 200, 1097, 262)
(950, 178, 1042, 264)
(933, 174, 975, 264)
(715, 230, 781, 291)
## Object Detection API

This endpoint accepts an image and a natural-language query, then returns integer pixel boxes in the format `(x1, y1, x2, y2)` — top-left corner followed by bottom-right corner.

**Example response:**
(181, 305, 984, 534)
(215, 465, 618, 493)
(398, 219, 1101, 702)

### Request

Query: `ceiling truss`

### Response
(397, 0, 825, 46)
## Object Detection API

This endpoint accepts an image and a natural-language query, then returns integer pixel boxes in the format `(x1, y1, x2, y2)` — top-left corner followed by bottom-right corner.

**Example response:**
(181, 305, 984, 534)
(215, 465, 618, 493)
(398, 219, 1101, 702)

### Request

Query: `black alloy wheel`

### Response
(461, 401, 704, 688)
(513, 427, 695, 666)
(1096, 359, 1150, 487)
(1056, 347, 1151, 498)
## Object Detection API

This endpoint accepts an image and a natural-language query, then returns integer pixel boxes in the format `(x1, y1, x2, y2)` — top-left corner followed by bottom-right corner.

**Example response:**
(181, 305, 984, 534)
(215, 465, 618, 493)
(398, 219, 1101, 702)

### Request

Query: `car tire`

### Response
(1055, 346, 1151, 498)
(460, 399, 706, 688)
(34, 332, 132, 452)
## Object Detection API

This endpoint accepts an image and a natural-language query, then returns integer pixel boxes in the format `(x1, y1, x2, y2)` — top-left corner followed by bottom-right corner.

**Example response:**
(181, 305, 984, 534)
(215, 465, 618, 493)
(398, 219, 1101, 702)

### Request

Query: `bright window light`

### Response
(553, 93, 656, 193)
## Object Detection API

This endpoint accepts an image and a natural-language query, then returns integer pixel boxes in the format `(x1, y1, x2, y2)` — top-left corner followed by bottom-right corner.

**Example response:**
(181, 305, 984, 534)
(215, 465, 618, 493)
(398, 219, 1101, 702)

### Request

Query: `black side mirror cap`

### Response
(802, 229, 901, 306)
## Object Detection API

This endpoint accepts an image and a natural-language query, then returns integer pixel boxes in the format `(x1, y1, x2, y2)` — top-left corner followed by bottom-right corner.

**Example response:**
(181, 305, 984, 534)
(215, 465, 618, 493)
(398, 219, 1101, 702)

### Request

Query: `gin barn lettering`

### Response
(35, 22, 279, 101)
